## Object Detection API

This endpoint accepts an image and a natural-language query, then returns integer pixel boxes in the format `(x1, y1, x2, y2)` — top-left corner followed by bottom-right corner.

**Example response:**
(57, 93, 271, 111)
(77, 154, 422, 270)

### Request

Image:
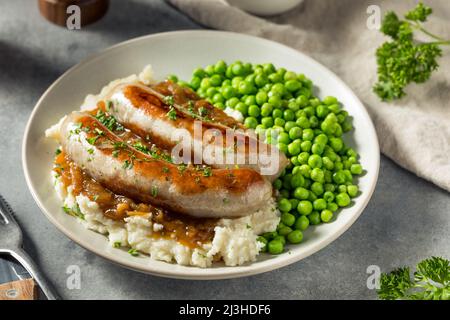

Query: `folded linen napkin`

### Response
(169, 0, 450, 191)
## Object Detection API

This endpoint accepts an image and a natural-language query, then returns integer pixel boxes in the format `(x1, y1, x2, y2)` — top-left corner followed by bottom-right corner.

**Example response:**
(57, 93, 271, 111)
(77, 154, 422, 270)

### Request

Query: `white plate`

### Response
(22, 31, 379, 279)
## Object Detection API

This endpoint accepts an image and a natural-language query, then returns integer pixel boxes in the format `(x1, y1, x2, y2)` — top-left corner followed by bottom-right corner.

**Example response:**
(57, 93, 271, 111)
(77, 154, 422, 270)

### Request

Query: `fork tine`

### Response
(0, 194, 18, 226)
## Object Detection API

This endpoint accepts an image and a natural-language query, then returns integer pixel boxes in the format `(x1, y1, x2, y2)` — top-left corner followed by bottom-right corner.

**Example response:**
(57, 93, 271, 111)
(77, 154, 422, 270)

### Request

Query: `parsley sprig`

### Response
(378, 256, 450, 300)
(373, 2, 449, 101)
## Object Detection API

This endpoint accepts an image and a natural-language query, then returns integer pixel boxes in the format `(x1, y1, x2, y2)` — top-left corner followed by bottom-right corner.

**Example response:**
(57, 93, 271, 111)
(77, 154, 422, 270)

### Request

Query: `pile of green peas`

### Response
(169, 60, 364, 255)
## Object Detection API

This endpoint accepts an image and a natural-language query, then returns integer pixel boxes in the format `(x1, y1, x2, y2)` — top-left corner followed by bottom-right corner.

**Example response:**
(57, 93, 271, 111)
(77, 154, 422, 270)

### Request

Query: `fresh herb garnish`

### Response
(122, 160, 133, 170)
(62, 204, 85, 220)
(87, 148, 94, 155)
(166, 107, 177, 120)
(95, 109, 124, 131)
(163, 95, 174, 106)
(377, 256, 450, 300)
(202, 166, 212, 177)
(86, 136, 99, 145)
(112, 150, 119, 158)
(151, 185, 158, 197)
(374, 2, 450, 101)
(128, 248, 139, 257)
(162, 167, 169, 173)
(55, 148, 62, 156)
(113, 241, 121, 248)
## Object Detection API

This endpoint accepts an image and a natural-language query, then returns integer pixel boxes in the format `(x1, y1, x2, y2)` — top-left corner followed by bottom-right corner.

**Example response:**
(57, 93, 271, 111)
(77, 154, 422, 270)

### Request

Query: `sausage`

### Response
(57, 112, 273, 218)
(103, 81, 288, 181)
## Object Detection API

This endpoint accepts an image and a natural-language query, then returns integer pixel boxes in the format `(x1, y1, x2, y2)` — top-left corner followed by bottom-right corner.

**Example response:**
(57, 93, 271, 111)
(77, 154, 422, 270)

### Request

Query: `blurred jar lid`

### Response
(38, 0, 109, 27)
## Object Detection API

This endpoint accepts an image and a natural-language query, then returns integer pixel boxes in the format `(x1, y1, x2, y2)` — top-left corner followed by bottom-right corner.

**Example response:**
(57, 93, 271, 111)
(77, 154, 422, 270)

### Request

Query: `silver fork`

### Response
(0, 195, 59, 300)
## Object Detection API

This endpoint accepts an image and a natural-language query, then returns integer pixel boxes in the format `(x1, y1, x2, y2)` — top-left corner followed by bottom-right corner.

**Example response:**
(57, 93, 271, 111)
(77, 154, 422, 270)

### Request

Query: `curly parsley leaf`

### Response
(374, 2, 449, 101)
(378, 256, 450, 300)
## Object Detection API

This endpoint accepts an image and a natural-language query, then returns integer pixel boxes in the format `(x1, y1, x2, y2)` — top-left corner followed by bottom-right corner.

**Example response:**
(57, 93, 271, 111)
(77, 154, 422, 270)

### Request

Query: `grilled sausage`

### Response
(103, 81, 288, 181)
(57, 112, 273, 218)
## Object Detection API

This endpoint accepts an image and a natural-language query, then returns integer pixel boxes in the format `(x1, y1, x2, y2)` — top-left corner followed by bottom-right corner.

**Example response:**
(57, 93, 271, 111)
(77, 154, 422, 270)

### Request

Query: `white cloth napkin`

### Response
(168, 0, 450, 191)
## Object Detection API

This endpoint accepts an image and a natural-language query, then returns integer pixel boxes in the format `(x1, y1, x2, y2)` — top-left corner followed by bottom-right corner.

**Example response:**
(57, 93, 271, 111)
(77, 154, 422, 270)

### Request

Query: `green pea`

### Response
(288, 127, 302, 140)
(280, 212, 295, 226)
(278, 199, 293, 213)
(210, 74, 222, 87)
(322, 157, 334, 170)
(311, 182, 324, 196)
(287, 230, 303, 244)
(244, 117, 258, 129)
(310, 168, 325, 183)
(277, 142, 288, 154)
(268, 95, 282, 108)
(214, 102, 225, 110)
(323, 96, 338, 105)
(296, 116, 310, 129)
(290, 173, 305, 188)
(327, 202, 339, 212)
(200, 78, 212, 89)
(298, 164, 310, 178)
(272, 108, 283, 119)
(284, 71, 297, 81)
(313, 198, 327, 211)
(193, 67, 206, 78)
(297, 152, 310, 165)
(235, 102, 248, 116)
(294, 215, 310, 231)
(248, 105, 261, 118)
(300, 141, 312, 152)
(273, 179, 282, 190)
(262, 231, 277, 241)
(278, 226, 293, 237)
(316, 105, 329, 119)
(308, 211, 321, 225)
(284, 121, 296, 132)
(350, 164, 363, 175)
(302, 128, 314, 141)
(329, 137, 344, 152)
(268, 240, 284, 254)
(281, 109, 293, 122)
(231, 63, 245, 76)
(226, 97, 239, 108)
(347, 185, 359, 197)
(238, 81, 255, 95)
(190, 76, 201, 90)
(338, 184, 347, 194)
(297, 200, 313, 215)
(336, 192, 351, 207)
(268, 73, 282, 83)
(311, 143, 325, 155)
(205, 64, 215, 76)
(333, 171, 346, 184)
(273, 235, 286, 246)
(263, 63, 276, 75)
(255, 74, 268, 87)
(260, 103, 273, 117)
(288, 100, 300, 112)
(285, 80, 302, 92)
(293, 187, 309, 200)
(308, 154, 322, 169)
(274, 117, 286, 127)
(323, 191, 335, 203)
(288, 141, 301, 156)
(261, 117, 274, 128)
(320, 209, 333, 223)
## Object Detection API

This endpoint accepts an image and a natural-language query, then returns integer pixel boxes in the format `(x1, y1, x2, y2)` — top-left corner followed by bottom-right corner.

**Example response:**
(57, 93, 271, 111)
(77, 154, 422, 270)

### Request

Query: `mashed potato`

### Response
(53, 173, 279, 267)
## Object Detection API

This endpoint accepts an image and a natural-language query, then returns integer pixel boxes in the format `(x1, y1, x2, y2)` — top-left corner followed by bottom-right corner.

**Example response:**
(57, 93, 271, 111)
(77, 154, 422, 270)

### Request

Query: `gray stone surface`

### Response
(0, 0, 448, 300)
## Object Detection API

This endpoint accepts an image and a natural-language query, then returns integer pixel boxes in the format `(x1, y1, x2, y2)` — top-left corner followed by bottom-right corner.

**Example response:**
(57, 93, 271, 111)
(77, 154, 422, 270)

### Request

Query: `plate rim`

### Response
(22, 30, 380, 280)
